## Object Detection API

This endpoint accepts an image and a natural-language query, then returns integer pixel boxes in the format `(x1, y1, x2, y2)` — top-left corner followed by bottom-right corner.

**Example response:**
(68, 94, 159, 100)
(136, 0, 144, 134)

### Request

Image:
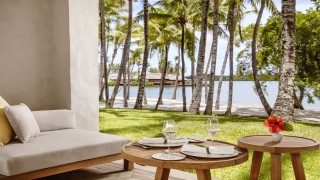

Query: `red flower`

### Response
(264, 116, 285, 133)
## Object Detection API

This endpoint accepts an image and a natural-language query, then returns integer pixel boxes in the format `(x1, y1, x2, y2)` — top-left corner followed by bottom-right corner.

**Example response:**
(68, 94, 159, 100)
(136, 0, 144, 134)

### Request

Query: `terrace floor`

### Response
(40, 160, 215, 180)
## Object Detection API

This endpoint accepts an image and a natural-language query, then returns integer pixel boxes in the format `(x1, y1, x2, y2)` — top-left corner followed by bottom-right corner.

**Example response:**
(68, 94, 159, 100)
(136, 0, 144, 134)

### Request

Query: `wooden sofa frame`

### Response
(1, 154, 133, 180)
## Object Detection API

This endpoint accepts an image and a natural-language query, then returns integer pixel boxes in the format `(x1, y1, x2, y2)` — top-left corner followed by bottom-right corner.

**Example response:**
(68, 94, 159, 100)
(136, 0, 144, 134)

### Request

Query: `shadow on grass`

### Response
(295, 120, 320, 127)
(100, 123, 163, 137)
(100, 108, 266, 125)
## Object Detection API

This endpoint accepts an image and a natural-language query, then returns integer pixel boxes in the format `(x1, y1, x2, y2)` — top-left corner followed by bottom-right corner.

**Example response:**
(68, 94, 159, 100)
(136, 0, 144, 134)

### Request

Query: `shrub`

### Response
(132, 81, 139, 86)
(108, 82, 115, 86)
(146, 82, 154, 86)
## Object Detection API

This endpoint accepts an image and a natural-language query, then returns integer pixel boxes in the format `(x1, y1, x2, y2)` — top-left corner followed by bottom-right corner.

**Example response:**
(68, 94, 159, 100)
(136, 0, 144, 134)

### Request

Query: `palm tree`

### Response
(204, 0, 220, 115)
(180, 24, 187, 112)
(172, 54, 180, 99)
(204, 53, 211, 100)
(189, 0, 210, 114)
(134, 0, 149, 110)
(154, 0, 199, 112)
(251, 0, 277, 115)
(109, 0, 133, 108)
(146, 9, 179, 109)
(99, 23, 126, 100)
(99, 0, 108, 106)
(99, 0, 126, 102)
(225, 0, 237, 115)
(215, 42, 229, 109)
(249, 0, 278, 115)
(155, 44, 170, 110)
(272, 0, 296, 123)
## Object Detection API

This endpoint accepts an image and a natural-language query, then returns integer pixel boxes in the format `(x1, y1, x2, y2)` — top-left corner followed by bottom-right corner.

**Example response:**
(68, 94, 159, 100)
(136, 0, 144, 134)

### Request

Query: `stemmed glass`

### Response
(162, 120, 176, 154)
(206, 117, 219, 145)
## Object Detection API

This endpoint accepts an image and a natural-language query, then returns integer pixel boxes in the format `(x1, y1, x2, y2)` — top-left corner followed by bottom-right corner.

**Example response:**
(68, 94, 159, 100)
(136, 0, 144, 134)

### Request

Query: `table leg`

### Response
(155, 167, 170, 180)
(196, 169, 212, 180)
(271, 153, 282, 180)
(124, 159, 134, 171)
(250, 151, 264, 180)
(290, 153, 306, 180)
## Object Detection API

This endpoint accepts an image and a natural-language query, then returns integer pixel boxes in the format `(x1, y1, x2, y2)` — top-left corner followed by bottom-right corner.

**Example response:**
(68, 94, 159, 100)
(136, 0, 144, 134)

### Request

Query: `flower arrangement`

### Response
(264, 116, 293, 133)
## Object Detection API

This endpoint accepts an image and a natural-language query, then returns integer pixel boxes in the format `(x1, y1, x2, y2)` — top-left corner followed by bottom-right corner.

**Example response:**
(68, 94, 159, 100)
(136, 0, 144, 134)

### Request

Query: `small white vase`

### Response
(271, 132, 283, 142)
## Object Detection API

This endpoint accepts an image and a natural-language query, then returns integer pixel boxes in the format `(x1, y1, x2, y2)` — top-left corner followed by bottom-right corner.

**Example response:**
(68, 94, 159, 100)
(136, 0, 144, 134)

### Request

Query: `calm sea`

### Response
(109, 81, 320, 110)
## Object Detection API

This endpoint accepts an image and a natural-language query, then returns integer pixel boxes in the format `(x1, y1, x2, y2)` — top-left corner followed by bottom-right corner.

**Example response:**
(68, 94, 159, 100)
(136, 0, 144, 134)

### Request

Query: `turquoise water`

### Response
(109, 81, 320, 110)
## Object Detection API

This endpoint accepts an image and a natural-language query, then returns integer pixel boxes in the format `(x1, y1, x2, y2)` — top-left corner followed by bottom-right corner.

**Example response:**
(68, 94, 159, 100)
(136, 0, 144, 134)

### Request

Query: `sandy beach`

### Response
(100, 97, 320, 123)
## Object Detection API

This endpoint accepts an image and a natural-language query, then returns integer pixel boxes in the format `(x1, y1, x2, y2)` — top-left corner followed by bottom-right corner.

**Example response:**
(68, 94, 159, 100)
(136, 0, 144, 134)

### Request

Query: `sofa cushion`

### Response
(32, 110, 76, 132)
(0, 96, 14, 145)
(0, 129, 130, 176)
(4, 103, 40, 143)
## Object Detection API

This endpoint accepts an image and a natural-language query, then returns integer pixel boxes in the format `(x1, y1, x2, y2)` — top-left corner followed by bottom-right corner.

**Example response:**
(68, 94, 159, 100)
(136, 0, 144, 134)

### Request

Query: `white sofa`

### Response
(0, 110, 132, 179)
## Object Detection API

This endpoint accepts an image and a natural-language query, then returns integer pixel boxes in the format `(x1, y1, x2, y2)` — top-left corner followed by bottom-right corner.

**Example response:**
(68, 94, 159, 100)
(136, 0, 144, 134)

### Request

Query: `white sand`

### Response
(100, 97, 320, 122)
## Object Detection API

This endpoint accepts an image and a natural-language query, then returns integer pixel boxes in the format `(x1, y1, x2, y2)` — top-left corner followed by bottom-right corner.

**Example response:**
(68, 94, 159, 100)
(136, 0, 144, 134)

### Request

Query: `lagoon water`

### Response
(109, 81, 319, 110)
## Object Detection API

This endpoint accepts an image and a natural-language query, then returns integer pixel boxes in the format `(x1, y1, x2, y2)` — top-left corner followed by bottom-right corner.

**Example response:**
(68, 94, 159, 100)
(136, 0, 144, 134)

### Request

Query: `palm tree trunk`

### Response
(99, 28, 114, 102)
(156, 44, 170, 110)
(110, 45, 119, 72)
(100, 22, 112, 102)
(189, 0, 210, 114)
(123, 69, 128, 107)
(158, 55, 164, 105)
(251, 0, 272, 115)
(191, 27, 196, 94)
(143, 88, 148, 104)
(298, 86, 305, 104)
(294, 91, 304, 109)
(99, 33, 115, 101)
(134, 0, 149, 110)
(191, 58, 195, 93)
(127, 61, 131, 100)
(172, 46, 181, 99)
(99, 46, 104, 101)
(272, 0, 296, 123)
(204, 0, 219, 115)
(104, 26, 111, 105)
(99, 0, 109, 106)
(204, 43, 213, 101)
(99, 85, 105, 100)
(181, 24, 187, 112)
(108, 0, 132, 108)
(215, 42, 229, 110)
(225, 3, 236, 115)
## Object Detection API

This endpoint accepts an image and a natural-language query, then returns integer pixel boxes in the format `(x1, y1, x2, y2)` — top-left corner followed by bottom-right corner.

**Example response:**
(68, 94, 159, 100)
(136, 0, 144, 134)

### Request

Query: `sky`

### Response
(108, 0, 315, 76)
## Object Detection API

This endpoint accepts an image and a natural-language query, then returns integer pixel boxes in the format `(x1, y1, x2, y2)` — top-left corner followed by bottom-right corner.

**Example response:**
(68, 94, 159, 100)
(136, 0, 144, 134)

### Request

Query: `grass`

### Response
(99, 108, 320, 180)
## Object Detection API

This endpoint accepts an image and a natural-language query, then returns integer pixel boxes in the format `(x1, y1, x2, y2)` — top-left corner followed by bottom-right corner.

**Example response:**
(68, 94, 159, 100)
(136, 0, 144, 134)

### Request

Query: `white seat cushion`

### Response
(0, 129, 130, 176)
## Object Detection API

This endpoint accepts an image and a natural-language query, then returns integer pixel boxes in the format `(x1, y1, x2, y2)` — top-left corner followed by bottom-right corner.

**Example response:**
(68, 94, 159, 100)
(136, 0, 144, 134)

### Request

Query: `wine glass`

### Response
(162, 120, 176, 154)
(206, 117, 219, 145)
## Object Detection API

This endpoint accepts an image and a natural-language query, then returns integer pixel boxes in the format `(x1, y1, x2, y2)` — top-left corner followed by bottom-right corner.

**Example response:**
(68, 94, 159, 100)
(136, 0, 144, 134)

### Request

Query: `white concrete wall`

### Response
(68, 0, 99, 131)
(0, 0, 99, 131)
(52, 0, 71, 109)
(0, 0, 55, 109)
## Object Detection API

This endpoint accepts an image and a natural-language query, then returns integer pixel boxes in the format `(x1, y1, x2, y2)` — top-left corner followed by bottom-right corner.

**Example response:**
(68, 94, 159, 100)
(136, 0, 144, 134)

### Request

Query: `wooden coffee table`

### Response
(238, 135, 320, 180)
(121, 140, 248, 180)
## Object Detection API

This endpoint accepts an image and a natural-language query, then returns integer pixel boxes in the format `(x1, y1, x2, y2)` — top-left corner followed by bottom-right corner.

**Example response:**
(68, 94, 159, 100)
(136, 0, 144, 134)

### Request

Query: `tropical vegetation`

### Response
(98, 0, 320, 123)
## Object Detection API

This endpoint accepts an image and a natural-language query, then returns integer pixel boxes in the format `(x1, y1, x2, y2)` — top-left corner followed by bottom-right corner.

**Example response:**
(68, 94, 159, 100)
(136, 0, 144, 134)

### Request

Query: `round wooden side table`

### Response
(238, 135, 319, 180)
(122, 140, 248, 180)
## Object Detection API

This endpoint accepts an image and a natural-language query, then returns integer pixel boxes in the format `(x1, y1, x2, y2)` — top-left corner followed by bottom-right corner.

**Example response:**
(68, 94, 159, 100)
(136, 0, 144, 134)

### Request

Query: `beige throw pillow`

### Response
(0, 96, 14, 145)
(4, 103, 40, 143)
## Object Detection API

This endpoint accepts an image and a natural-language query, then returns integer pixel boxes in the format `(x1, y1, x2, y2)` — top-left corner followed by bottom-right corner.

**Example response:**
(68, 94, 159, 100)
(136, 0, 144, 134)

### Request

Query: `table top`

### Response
(121, 140, 248, 170)
(238, 135, 320, 153)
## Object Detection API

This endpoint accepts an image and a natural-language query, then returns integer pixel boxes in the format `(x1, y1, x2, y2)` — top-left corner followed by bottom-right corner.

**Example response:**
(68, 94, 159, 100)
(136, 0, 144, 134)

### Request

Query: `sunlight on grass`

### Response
(100, 108, 320, 180)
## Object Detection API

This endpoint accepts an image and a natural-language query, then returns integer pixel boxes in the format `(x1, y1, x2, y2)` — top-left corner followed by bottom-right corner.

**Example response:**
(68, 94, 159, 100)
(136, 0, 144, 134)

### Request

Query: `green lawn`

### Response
(99, 108, 320, 180)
